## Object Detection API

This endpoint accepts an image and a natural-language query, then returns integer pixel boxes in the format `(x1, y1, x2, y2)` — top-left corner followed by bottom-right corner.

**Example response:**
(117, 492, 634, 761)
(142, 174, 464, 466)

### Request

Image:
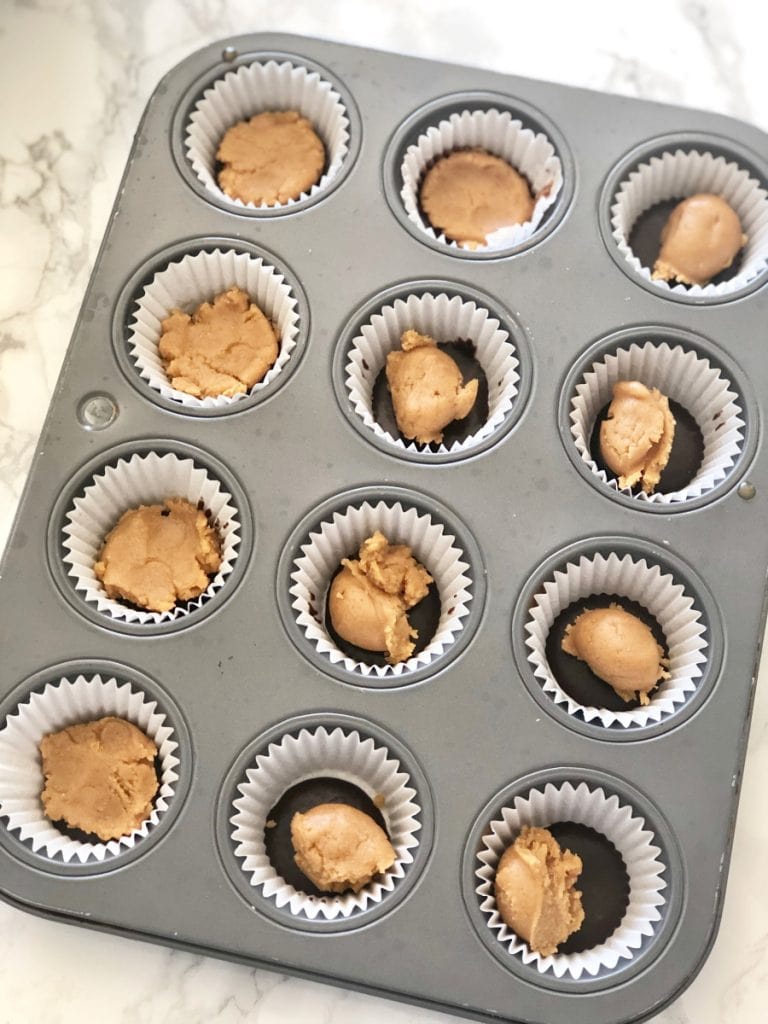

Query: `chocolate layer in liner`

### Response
(589, 399, 705, 495)
(628, 199, 745, 288)
(545, 596, 669, 712)
(264, 777, 388, 896)
(546, 822, 630, 954)
(372, 340, 489, 450)
(324, 565, 442, 667)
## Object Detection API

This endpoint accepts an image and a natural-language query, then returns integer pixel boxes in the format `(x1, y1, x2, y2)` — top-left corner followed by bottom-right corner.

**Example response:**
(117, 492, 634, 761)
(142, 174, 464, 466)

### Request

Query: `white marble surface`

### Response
(1, 1, 767, 1021)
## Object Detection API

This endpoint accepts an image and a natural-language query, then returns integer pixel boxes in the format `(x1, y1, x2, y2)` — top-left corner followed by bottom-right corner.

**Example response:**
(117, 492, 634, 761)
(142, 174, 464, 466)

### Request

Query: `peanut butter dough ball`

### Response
(94, 497, 222, 613)
(599, 380, 676, 494)
(159, 287, 279, 399)
(328, 530, 433, 664)
(562, 605, 670, 705)
(40, 717, 159, 842)
(495, 826, 584, 957)
(652, 193, 747, 286)
(420, 149, 535, 248)
(386, 329, 479, 444)
(217, 110, 325, 206)
(290, 803, 396, 893)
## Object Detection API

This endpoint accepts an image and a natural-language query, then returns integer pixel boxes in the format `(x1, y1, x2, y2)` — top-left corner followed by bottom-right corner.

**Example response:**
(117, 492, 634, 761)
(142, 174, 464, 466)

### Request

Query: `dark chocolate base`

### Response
(372, 340, 489, 451)
(590, 399, 704, 495)
(628, 197, 744, 288)
(324, 566, 441, 668)
(264, 777, 389, 895)
(547, 822, 630, 954)
(545, 596, 668, 712)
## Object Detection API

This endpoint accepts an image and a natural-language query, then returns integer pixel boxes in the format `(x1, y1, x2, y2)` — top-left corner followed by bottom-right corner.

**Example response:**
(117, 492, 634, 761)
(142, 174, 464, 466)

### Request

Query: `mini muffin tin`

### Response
(1, 33, 768, 1024)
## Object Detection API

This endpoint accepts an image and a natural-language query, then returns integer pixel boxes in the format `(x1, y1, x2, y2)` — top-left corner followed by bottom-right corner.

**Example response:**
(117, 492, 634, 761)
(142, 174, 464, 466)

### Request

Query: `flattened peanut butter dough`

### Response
(420, 149, 534, 247)
(217, 110, 325, 206)
(94, 497, 222, 613)
(495, 826, 584, 957)
(562, 604, 670, 705)
(328, 530, 433, 664)
(291, 803, 396, 893)
(386, 329, 479, 444)
(652, 193, 747, 286)
(599, 380, 676, 494)
(40, 716, 158, 842)
(159, 287, 279, 399)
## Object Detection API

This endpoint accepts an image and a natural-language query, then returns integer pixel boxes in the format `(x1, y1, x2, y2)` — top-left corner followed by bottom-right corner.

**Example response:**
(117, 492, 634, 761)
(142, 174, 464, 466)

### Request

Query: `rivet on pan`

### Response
(738, 481, 756, 500)
(77, 394, 118, 431)
(222, 45, 238, 62)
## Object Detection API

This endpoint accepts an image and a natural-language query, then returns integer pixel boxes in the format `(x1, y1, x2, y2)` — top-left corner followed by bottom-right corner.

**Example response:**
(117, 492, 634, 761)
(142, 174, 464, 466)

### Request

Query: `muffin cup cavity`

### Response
(611, 148, 768, 298)
(230, 724, 421, 921)
(525, 550, 708, 729)
(401, 108, 562, 252)
(345, 291, 519, 457)
(0, 673, 179, 865)
(474, 780, 667, 980)
(185, 59, 350, 211)
(61, 450, 241, 626)
(570, 340, 745, 505)
(128, 248, 300, 410)
(288, 497, 474, 681)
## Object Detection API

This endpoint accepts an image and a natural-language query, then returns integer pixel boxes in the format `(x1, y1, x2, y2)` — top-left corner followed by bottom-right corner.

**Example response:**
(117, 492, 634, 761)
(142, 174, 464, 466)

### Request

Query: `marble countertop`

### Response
(1, 1, 767, 1021)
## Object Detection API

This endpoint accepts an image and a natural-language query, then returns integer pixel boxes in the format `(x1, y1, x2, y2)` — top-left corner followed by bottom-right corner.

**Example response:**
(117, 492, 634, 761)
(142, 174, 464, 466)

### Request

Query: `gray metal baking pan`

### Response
(1, 32, 768, 1024)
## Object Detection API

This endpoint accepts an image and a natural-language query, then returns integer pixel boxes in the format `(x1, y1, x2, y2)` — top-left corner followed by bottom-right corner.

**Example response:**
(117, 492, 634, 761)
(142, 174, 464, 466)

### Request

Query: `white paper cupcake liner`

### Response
(0, 673, 179, 864)
(345, 292, 519, 455)
(62, 451, 241, 625)
(570, 340, 745, 504)
(611, 149, 768, 297)
(401, 108, 563, 251)
(475, 780, 667, 979)
(230, 725, 421, 920)
(186, 59, 350, 210)
(128, 248, 300, 410)
(289, 499, 473, 678)
(525, 551, 707, 728)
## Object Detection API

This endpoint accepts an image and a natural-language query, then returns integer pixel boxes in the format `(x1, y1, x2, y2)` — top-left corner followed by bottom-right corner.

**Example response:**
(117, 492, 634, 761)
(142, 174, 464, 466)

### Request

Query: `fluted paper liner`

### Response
(401, 108, 562, 251)
(0, 673, 179, 864)
(611, 149, 768, 297)
(570, 340, 745, 504)
(62, 451, 240, 625)
(128, 248, 300, 410)
(186, 59, 350, 210)
(289, 499, 473, 678)
(525, 551, 708, 728)
(230, 725, 421, 920)
(345, 292, 520, 455)
(475, 780, 667, 979)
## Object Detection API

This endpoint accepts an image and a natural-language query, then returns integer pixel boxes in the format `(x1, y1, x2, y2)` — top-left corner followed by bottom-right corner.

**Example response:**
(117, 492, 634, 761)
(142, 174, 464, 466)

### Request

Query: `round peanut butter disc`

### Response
(385, 329, 479, 444)
(94, 497, 222, 613)
(327, 531, 433, 665)
(216, 110, 325, 206)
(561, 604, 669, 705)
(39, 716, 159, 842)
(652, 192, 747, 286)
(158, 287, 279, 399)
(599, 380, 676, 495)
(419, 149, 534, 247)
(494, 825, 584, 957)
(290, 802, 396, 894)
